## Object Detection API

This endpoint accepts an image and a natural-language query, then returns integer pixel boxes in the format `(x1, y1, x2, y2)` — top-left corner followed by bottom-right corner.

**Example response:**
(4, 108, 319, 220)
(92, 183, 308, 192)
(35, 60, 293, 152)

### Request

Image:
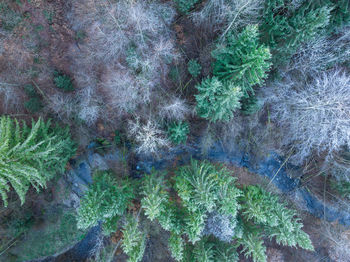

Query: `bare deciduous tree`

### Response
(283, 25, 350, 76)
(128, 118, 170, 156)
(191, 0, 264, 34)
(266, 69, 350, 164)
(66, 0, 179, 125)
(159, 97, 191, 121)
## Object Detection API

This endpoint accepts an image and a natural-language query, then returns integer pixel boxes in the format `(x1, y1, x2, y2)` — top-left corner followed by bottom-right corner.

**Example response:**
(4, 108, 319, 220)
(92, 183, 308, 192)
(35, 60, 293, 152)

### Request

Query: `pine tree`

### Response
(195, 77, 243, 122)
(238, 229, 267, 262)
(0, 116, 76, 207)
(212, 25, 272, 96)
(175, 159, 219, 213)
(193, 240, 215, 262)
(313, 0, 350, 32)
(141, 171, 168, 221)
(261, 0, 331, 65)
(168, 233, 185, 261)
(140, 161, 313, 262)
(141, 171, 181, 233)
(241, 186, 314, 251)
(167, 121, 190, 145)
(121, 215, 146, 262)
(76, 171, 134, 235)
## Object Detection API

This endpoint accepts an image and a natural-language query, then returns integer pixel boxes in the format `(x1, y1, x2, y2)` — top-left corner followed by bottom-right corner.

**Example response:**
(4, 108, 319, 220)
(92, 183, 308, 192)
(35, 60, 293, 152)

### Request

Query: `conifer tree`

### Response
(140, 160, 313, 262)
(212, 25, 272, 96)
(0, 117, 76, 207)
(241, 185, 314, 251)
(261, 0, 331, 65)
(168, 233, 185, 261)
(121, 215, 146, 262)
(76, 171, 134, 235)
(167, 121, 190, 145)
(195, 77, 243, 122)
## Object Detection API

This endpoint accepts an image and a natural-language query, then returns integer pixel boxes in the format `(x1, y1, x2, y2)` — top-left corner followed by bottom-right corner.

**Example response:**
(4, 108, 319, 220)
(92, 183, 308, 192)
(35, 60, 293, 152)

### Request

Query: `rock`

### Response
(88, 153, 109, 171)
(62, 192, 80, 208)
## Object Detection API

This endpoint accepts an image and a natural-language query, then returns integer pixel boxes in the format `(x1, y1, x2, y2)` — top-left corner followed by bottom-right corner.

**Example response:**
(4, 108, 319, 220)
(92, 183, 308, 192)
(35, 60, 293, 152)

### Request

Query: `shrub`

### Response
(187, 59, 202, 77)
(167, 121, 190, 145)
(24, 98, 43, 113)
(76, 171, 134, 235)
(195, 77, 243, 122)
(0, 117, 76, 207)
(174, 0, 200, 14)
(213, 25, 271, 96)
(265, 69, 350, 164)
(121, 215, 146, 262)
(53, 71, 74, 91)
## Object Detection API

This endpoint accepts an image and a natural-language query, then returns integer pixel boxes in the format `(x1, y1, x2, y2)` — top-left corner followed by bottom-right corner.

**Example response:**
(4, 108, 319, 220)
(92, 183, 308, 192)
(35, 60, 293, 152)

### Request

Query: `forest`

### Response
(0, 0, 349, 261)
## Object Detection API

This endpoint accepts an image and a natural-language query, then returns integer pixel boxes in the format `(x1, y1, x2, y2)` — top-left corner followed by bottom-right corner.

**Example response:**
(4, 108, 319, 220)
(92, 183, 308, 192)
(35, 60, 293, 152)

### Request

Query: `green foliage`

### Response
(184, 210, 207, 244)
(169, 66, 181, 83)
(175, 160, 241, 216)
(141, 171, 181, 233)
(174, 0, 200, 14)
(121, 215, 146, 262)
(175, 160, 241, 243)
(75, 30, 87, 41)
(24, 84, 43, 113)
(76, 171, 134, 235)
(53, 71, 74, 91)
(3, 210, 34, 241)
(314, 0, 350, 32)
(141, 171, 168, 221)
(214, 242, 239, 262)
(195, 77, 243, 122)
(140, 161, 312, 262)
(167, 121, 190, 145)
(238, 229, 266, 262)
(168, 233, 185, 261)
(24, 98, 43, 113)
(212, 25, 272, 96)
(193, 240, 215, 262)
(240, 95, 260, 115)
(187, 59, 202, 77)
(241, 185, 314, 251)
(188, 239, 239, 262)
(0, 117, 76, 207)
(261, 0, 331, 65)
(331, 180, 350, 200)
